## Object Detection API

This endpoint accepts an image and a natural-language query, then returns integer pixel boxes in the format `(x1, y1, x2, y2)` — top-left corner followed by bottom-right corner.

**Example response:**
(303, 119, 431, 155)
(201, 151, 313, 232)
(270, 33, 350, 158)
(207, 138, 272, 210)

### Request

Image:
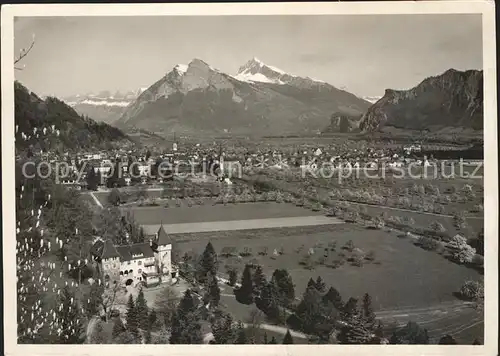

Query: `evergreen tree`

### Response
(323, 287, 344, 311)
(269, 336, 278, 344)
(315, 276, 326, 293)
(282, 330, 294, 344)
(293, 285, 323, 334)
(236, 264, 254, 304)
(211, 311, 237, 344)
(204, 273, 221, 308)
(197, 242, 218, 284)
(252, 265, 267, 296)
(255, 281, 281, 322)
(307, 278, 316, 290)
(235, 321, 248, 344)
(342, 297, 359, 319)
(337, 317, 373, 344)
(361, 293, 376, 327)
(390, 321, 429, 344)
(178, 289, 198, 316)
(144, 327, 152, 344)
(135, 288, 149, 330)
(271, 269, 295, 307)
(169, 291, 203, 344)
(126, 294, 138, 335)
(148, 309, 157, 330)
(112, 318, 126, 339)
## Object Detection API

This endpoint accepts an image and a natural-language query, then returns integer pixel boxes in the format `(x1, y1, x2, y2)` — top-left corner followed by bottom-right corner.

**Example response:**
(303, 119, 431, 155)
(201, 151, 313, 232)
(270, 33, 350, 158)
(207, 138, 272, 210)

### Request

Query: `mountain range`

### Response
(62, 89, 147, 125)
(60, 59, 483, 138)
(114, 58, 371, 136)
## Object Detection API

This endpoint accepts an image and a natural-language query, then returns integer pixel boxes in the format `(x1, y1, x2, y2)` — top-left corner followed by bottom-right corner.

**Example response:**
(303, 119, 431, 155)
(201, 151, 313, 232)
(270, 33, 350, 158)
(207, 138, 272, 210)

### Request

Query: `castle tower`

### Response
(97, 239, 121, 287)
(154, 224, 173, 282)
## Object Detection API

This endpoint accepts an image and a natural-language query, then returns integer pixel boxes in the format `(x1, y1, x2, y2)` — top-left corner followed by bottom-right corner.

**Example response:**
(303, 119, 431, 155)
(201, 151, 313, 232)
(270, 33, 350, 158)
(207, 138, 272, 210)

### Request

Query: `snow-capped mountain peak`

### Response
(235, 57, 328, 86)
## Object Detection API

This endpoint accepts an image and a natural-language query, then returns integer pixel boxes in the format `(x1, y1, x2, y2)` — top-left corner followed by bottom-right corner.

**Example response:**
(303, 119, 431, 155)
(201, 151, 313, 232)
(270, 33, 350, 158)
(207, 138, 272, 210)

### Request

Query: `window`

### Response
(138, 261, 142, 266)
(138, 269, 142, 274)
(127, 261, 131, 265)
(120, 271, 123, 276)
(129, 269, 133, 274)
(104, 274, 110, 281)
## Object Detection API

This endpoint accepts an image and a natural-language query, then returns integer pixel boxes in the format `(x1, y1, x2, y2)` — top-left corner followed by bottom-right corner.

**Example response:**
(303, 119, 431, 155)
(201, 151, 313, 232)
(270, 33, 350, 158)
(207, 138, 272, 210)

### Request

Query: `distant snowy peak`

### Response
(235, 57, 327, 86)
(235, 57, 290, 84)
(362, 96, 383, 104)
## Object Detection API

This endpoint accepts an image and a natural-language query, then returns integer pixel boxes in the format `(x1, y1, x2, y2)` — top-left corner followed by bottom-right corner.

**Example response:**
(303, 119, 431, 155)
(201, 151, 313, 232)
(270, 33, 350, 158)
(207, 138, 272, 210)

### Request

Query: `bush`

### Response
(342, 240, 355, 252)
(239, 247, 252, 257)
(416, 236, 439, 251)
(351, 254, 364, 267)
(452, 245, 476, 264)
(458, 280, 484, 301)
(471, 204, 483, 213)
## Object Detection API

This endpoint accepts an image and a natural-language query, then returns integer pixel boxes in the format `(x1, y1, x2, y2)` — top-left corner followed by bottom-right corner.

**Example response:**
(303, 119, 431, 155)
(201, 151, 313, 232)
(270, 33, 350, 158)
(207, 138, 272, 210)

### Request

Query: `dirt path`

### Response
(142, 216, 344, 235)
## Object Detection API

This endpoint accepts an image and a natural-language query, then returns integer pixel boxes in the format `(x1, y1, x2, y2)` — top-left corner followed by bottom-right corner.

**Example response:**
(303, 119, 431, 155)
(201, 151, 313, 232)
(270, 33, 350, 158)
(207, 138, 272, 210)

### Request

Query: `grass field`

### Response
(175, 224, 482, 310)
(121, 202, 322, 225)
(173, 223, 483, 343)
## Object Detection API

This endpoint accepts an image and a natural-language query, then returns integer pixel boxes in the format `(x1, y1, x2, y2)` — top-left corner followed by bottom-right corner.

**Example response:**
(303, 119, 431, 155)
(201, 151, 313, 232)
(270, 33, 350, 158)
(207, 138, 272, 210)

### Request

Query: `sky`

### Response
(14, 14, 482, 98)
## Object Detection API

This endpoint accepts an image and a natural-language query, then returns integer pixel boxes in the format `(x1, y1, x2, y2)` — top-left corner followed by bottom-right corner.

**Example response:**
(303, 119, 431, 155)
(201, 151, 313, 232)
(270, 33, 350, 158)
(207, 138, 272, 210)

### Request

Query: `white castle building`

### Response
(90, 225, 176, 288)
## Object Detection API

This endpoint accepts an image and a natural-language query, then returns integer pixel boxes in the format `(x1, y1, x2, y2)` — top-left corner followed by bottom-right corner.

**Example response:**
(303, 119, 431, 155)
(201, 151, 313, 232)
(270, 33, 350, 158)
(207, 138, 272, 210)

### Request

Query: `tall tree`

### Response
(126, 294, 138, 336)
(135, 288, 149, 330)
(169, 290, 202, 344)
(270, 269, 295, 307)
(112, 318, 126, 339)
(361, 293, 376, 327)
(235, 321, 248, 344)
(307, 278, 316, 290)
(204, 272, 221, 308)
(323, 287, 344, 311)
(236, 264, 254, 305)
(252, 265, 267, 297)
(315, 276, 326, 293)
(197, 242, 218, 284)
(282, 329, 294, 344)
(210, 311, 237, 344)
(255, 281, 281, 322)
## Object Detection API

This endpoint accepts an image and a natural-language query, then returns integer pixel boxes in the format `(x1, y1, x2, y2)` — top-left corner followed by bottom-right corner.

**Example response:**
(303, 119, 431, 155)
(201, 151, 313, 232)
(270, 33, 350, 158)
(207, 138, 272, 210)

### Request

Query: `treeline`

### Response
(15, 81, 132, 153)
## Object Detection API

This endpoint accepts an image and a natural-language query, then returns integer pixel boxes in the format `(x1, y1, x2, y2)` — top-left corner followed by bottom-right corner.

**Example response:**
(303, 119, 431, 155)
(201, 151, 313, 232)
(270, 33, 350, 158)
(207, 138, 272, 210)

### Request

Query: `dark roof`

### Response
(116, 242, 154, 262)
(156, 225, 172, 246)
(102, 239, 121, 259)
(90, 239, 104, 258)
(91, 239, 121, 260)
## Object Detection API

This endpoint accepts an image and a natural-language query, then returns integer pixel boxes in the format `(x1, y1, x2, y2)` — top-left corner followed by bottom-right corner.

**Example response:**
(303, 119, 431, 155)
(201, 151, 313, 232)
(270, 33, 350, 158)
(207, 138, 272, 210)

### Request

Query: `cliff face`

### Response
(359, 69, 483, 132)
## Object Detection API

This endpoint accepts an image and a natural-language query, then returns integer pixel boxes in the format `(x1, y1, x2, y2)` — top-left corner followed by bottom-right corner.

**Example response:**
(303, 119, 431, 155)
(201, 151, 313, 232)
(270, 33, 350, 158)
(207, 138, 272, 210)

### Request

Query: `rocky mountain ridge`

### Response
(359, 69, 483, 132)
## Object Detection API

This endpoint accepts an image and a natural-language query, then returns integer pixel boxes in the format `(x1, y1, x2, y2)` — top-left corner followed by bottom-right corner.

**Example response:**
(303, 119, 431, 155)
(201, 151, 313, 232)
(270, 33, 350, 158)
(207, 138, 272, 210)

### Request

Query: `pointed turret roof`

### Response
(156, 223, 172, 246)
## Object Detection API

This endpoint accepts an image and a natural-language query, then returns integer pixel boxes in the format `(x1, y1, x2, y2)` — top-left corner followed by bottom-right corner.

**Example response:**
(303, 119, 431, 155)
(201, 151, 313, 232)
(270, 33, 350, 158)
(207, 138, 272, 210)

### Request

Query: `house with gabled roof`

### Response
(90, 224, 176, 289)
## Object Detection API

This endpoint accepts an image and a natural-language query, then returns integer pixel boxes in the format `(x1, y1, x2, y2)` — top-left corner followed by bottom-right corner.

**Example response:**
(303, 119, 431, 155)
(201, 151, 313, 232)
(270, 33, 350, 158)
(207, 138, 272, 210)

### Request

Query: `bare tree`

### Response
(15, 34, 35, 70)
